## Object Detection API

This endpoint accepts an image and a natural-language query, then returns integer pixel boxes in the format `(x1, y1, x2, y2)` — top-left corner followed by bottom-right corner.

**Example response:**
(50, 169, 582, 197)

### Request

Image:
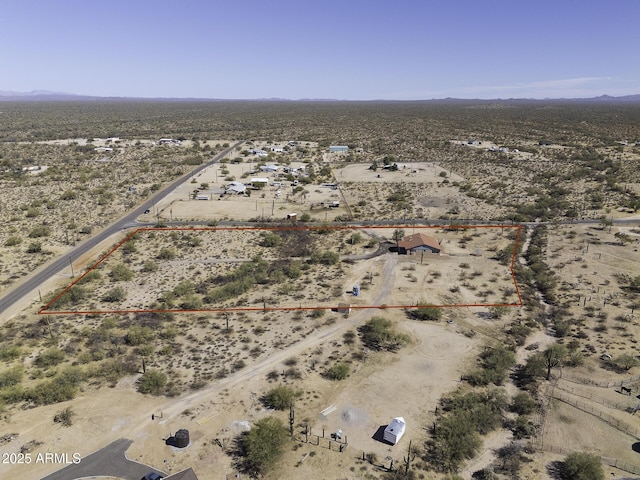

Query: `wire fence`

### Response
(560, 371, 640, 389)
(536, 444, 640, 475)
(554, 382, 638, 412)
(550, 390, 640, 439)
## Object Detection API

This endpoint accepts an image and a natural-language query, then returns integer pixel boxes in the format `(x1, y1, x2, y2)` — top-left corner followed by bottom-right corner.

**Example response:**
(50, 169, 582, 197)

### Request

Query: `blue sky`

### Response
(2, 0, 639, 99)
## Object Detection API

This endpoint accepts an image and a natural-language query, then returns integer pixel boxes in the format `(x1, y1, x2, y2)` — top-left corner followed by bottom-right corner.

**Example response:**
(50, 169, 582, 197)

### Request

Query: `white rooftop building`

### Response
(383, 417, 406, 445)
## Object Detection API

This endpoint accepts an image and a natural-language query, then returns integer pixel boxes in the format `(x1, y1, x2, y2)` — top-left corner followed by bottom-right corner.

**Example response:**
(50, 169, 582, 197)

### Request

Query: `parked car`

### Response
(141, 473, 163, 480)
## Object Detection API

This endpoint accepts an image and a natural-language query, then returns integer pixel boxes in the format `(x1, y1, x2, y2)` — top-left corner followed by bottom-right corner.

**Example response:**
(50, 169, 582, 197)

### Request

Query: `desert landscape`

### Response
(0, 100, 640, 480)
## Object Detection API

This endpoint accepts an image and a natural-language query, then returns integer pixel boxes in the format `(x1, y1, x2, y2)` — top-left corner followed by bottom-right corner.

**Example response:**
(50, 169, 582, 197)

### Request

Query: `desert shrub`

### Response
(24, 369, 80, 405)
(241, 416, 289, 475)
(465, 346, 515, 386)
(173, 280, 195, 296)
(50, 285, 89, 308)
(406, 302, 443, 321)
(180, 294, 203, 310)
(441, 389, 507, 435)
(324, 363, 349, 380)
(56, 366, 86, 387)
(505, 321, 533, 346)
(28, 225, 51, 238)
(125, 326, 154, 346)
(511, 416, 535, 439)
(359, 316, 410, 352)
(553, 319, 570, 337)
(142, 260, 158, 272)
(109, 263, 133, 282)
(4, 235, 22, 246)
(54, 407, 74, 427)
(157, 247, 176, 260)
(0, 366, 23, 388)
(309, 250, 339, 265)
(26, 242, 42, 253)
(262, 385, 300, 410)
(510, 392, 536, 415)
(77, 269, 102, 284)
(102, 286, 126, 303)
(259, 231, 281, 247)
(138, 369, 167, 395)
(430, 410, 482, 472)
(35, 348, 65, 368)
(560, 452, 604, 480)
(0, 345, 21, 361)
(611, 353, 639, 372)
(494, 443, 527, 477)
(0, 385, 25, 403)
(60, 190, 78, 200)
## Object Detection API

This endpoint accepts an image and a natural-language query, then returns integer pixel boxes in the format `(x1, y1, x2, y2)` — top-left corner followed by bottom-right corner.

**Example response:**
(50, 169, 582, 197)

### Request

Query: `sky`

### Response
(2, 0, 639, 100)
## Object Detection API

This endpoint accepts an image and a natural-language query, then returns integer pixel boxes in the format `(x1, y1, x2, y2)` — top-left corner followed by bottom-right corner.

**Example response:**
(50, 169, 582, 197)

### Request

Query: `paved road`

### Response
(40, 438, 165, 480)
(0, 141, 243, 317)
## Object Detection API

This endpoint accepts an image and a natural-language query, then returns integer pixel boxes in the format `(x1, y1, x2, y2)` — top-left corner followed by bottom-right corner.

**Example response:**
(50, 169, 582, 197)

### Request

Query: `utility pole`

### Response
(68, 257, 75, 278)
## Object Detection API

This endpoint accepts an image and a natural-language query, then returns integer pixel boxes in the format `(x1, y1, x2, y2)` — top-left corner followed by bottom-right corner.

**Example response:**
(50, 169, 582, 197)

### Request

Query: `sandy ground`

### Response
(4, 139, 639, 480)
(0, 305, 483, 480)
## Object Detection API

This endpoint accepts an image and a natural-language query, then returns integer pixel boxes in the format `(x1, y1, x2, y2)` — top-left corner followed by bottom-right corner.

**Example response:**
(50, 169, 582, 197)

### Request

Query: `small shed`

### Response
(383, 417, 406, 445)
(286, 213, 297, 221)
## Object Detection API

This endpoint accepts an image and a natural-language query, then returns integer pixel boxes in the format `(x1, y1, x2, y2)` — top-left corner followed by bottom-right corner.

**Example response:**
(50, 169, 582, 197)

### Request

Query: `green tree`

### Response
(263, 385, 300, 410)
(392, 228, 405, 251)
(138, 369, 167, 395)
(612, 353, 639, 371)
(560, 452, 604, 480)
(431, 411, 482, 472)
(242, 416, 289, 475)
(543, 344, 567, 380)
(510, 392, 536, 415)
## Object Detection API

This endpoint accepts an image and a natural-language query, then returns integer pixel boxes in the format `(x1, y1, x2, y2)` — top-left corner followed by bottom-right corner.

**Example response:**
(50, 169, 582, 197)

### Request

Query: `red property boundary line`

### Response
(39, 224, 523, 315)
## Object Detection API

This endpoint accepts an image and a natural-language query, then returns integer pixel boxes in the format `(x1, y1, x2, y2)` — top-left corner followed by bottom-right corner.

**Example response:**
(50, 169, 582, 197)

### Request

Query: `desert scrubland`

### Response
(1, 100, 640, 480)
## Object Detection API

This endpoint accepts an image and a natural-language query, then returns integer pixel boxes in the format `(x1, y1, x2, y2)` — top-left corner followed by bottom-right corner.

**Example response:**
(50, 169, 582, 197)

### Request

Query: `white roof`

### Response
(251, 177, 269, 183)
(383, 417, 406, 444)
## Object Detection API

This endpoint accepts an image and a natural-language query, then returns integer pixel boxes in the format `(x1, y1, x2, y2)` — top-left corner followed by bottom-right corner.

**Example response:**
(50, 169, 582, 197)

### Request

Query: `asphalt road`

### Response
(40, 438, 165, 480)
(0, 141, 243, 317)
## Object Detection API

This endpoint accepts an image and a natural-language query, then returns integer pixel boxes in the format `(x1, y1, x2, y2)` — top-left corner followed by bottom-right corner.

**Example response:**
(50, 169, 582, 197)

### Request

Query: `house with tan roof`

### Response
(164, 467, 200, 480)
(397, 233, 441, 255)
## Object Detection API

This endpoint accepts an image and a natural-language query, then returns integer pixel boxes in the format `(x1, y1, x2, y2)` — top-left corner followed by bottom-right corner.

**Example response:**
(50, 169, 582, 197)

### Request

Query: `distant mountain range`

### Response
(1, 90, 640, 103)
